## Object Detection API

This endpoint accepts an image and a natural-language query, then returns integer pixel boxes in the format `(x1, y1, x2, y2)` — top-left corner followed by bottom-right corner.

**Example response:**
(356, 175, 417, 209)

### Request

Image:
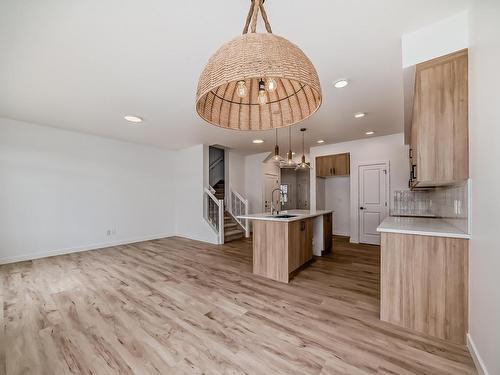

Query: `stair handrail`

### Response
(204, 187, 224, 244)
(209, 156, 224, 170)
(230, 188, 250, 238)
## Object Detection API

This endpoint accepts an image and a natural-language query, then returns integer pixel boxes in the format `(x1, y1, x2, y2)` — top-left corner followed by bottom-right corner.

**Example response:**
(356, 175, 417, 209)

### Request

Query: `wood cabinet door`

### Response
(413, 49, 468, 184)
(381, 232, 468, 344)
(323, 213, 333, 252)
(315, 156, 325, 177)
(333, 153, 350, 176)
(288, 218, 313, 272)
(316, 156, 332, 177)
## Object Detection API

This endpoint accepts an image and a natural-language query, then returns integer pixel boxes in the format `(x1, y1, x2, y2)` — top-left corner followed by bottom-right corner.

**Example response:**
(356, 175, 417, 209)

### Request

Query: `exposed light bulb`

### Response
(273, 144, 281, 161)
(267, 78, 277, 92)
(237, 81, 247, 98)
(258, 79, 267, 105)
(258, 90, 267, 105)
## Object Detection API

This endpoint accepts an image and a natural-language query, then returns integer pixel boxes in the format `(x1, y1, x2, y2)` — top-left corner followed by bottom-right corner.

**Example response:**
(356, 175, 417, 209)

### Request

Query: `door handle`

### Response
(359, 207, 365, 210)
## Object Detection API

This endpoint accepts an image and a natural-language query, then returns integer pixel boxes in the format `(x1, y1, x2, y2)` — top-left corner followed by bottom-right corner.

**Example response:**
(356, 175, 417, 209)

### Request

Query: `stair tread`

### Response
(225, 229, 244, 235)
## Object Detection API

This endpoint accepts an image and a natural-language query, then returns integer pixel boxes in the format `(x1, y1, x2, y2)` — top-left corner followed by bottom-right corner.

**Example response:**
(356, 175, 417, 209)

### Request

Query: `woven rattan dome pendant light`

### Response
(196, 0, 322, 131)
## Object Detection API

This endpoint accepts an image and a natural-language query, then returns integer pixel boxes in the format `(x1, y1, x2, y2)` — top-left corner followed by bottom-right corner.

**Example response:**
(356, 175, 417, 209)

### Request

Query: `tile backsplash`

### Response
(392, 180, 469, 233)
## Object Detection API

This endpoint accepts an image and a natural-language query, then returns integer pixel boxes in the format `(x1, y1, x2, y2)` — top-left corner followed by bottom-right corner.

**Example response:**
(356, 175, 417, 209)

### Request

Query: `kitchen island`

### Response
(238, 210, 333, 283)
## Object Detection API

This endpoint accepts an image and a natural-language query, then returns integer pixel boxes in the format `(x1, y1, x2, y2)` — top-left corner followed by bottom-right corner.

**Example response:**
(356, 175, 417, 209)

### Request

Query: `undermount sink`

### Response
(273, 214, 298, 219)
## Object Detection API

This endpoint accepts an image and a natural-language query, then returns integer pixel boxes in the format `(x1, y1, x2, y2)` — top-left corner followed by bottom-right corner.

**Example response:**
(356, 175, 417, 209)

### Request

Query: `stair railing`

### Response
(230, 189, 250, 238)
(204, 187, 224, 244)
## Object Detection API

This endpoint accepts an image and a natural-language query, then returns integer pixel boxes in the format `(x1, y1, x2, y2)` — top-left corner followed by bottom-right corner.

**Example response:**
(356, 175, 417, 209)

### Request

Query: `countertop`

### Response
(377, 216, 470, 239)
(237, 209, 333, 223)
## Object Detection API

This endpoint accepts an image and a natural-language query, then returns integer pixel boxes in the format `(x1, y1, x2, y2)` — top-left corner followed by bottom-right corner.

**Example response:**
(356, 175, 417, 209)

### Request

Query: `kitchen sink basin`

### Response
(273, 214, 298, 219)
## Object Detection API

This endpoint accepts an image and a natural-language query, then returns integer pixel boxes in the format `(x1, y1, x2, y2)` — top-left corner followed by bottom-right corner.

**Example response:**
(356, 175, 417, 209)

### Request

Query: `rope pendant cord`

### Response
(243, 0, 272, 35)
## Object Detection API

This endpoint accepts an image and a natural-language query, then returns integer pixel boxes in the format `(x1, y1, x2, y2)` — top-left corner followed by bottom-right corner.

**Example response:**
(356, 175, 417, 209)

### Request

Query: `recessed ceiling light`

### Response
(354, 112, 366, 119)
(124, 115, 143, 123)
(252, 139, 264, 144)
(333, 79, 349, 88)
(365, 131, 375, 135)
(317, 139, 325, 144)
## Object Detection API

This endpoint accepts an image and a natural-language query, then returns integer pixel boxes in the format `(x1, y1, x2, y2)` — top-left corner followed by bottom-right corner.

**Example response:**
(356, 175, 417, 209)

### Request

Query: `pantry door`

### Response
(358, 162, 389, 245)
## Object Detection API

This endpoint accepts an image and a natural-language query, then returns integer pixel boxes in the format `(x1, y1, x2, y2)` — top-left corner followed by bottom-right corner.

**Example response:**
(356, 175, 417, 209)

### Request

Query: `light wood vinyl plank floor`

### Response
(0, 236, 477, 374)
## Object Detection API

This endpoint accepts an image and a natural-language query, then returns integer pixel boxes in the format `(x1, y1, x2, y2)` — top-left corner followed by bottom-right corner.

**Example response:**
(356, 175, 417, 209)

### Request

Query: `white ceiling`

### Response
(0, 0, 470, 154)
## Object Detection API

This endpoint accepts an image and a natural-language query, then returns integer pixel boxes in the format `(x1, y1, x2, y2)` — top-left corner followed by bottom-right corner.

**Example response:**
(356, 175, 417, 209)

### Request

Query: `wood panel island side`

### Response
(238, 210, 333, 283)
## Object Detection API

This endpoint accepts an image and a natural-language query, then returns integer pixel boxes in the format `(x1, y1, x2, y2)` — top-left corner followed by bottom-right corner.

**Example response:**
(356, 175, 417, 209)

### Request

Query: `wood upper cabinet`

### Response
(410, 49, 469, 187)
(316, 153, 350, 177)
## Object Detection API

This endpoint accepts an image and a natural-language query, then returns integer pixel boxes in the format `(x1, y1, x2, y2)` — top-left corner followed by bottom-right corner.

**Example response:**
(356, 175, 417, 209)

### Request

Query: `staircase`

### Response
(213, 180, 245, 243)
(212, 181, 245, 243)
(224, 212, 245, 242)
(213, 181, 225, 200)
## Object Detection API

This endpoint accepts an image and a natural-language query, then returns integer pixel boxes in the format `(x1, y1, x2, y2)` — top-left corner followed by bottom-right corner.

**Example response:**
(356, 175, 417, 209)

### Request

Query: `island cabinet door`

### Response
(323, 213, 333, 252)
(288, 218, 313, 273)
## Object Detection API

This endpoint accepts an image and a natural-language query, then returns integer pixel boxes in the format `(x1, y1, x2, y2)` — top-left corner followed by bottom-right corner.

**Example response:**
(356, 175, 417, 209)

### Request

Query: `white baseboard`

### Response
(175, 233, 219, 245)
(467, 333, 489, 375)
(0, 233, 174, 265)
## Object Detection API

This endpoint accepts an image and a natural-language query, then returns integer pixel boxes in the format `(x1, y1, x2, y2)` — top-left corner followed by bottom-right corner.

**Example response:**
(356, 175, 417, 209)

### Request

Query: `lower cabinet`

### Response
(288, 218, 313, 273)
(253, 218, 313, 283)
(380, 232, 468, 344)
(323, 213, 333, 253)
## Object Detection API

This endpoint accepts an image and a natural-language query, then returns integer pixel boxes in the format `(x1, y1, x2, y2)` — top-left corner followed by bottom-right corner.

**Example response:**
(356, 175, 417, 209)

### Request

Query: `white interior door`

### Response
(358, 163, 389, 245)
(263, 174, 280, 213)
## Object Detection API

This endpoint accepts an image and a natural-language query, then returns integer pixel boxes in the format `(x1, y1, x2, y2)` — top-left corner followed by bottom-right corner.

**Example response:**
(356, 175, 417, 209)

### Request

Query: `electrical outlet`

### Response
(106, 229, 112, 236)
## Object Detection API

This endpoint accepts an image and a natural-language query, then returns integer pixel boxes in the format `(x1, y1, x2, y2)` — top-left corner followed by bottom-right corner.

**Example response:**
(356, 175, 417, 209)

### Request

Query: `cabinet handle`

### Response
(300, 221, 306, 231)
(409, 148, 413, 159)
(333, 167, 336, 175)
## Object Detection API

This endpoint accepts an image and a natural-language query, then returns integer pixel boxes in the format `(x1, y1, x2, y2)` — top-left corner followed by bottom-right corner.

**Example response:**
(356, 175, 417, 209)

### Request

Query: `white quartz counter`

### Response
(377, 216, 470, 239)
(237, 209, 333, 223)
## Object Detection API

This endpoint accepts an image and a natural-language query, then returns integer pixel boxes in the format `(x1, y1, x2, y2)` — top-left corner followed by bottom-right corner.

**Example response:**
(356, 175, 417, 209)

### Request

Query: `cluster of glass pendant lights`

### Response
(196, 0, 321, 167)
(271, 127, 312, 170)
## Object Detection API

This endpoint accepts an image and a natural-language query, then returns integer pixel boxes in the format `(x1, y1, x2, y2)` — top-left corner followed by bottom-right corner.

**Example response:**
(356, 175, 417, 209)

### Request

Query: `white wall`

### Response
(243, 152, 281, 214)
(174, 144, 218, 244)
(0, 118, 176, 263)
(468, 2, 500, 374)
(402, 11, 469, 67)
(227, 150, 245, 195)
(310, 133, 409, 243)
(324, 177, 350, 236)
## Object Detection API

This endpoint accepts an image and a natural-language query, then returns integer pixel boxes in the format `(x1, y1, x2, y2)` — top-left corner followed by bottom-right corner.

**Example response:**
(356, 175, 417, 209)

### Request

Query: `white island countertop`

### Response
(377, 216, 470, 239)
(237, 209, 333, 223)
